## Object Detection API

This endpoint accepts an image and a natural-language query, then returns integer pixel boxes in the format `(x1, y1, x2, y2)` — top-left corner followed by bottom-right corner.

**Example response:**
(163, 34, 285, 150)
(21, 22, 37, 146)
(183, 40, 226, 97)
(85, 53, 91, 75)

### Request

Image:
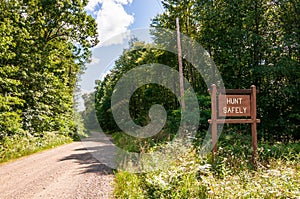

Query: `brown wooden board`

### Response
(218, 94, 251, 117)
(208, 85, 259, 164)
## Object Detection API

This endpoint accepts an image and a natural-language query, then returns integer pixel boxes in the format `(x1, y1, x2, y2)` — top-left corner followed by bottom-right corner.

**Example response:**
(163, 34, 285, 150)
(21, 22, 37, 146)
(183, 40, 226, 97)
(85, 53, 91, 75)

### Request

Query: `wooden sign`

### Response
(218, 94, 251, 117)
(208, 85, 260, 164)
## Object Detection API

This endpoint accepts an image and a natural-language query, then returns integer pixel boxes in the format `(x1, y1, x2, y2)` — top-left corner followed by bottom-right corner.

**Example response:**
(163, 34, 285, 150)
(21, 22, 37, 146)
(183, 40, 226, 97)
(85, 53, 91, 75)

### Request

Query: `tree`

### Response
(0, 0, 98, 141)
(152, 0, 299, 141)
(81, 92, 100, 130)
(95, 41, 182, 142)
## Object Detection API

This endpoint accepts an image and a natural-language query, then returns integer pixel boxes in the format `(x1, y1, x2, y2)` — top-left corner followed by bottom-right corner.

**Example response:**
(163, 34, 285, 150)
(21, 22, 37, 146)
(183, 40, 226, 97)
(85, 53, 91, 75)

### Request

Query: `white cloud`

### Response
(85, 0, 134, 47)
(90, 56, 100, 64)
(85, 0, 100, 12)
(114, 0, 133, 5)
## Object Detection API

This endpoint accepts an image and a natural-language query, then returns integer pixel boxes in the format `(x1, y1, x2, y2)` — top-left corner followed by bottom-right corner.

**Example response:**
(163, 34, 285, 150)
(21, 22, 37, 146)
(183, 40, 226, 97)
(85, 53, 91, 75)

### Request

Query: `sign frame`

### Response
(208, 84, 260, 162)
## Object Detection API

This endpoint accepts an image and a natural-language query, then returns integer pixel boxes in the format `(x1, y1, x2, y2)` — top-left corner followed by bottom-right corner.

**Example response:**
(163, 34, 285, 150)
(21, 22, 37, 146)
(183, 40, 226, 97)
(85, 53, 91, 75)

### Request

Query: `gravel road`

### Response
(0, 132, 115, 199)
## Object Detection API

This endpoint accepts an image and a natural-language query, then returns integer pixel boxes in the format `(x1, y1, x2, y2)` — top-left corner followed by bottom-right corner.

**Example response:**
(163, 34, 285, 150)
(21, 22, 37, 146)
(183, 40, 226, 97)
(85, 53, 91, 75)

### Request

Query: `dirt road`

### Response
(0, 132, 115, 199)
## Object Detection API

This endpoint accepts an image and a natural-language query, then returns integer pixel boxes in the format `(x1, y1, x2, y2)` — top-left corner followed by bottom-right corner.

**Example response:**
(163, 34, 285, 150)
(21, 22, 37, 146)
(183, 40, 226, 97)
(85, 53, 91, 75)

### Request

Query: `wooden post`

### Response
(208, 85, 259, 164)
(176, 17, 185, 110)
(251, 85, 258, 163)
(211, 84, 217, 153)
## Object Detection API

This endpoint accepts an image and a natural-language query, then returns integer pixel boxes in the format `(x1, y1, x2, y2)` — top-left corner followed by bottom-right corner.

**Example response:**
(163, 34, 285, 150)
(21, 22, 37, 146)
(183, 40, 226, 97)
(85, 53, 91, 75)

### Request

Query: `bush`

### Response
(114, 171, 146, 199)
(0, 131, 72, 163)
(113, 133, 300, 198)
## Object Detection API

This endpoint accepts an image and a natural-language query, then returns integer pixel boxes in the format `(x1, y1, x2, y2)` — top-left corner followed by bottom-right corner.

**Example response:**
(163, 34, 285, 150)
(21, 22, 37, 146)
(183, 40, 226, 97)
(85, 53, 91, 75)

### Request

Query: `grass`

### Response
(0, 131, 73, 163)
(113, 132, 300, 198)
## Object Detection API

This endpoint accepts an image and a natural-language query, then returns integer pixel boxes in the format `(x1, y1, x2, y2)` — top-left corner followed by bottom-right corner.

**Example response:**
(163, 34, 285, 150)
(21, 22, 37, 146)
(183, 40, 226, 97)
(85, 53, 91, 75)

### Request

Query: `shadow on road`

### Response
(60, 146, 113, 175)
(59, 146, 114, 175)
(59, 132, 116, 175)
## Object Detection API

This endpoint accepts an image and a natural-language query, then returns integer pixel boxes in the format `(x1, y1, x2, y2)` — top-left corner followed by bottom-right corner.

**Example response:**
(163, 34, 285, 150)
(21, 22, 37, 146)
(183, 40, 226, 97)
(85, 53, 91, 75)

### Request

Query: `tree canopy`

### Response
(95, 0, 299, 143)
(0, 0, 98, 143)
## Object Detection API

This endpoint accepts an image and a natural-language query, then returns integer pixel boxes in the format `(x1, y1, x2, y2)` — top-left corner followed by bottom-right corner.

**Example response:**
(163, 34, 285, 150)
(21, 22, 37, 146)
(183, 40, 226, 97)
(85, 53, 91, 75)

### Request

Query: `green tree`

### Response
(0, 0, 98, 142)
(95, 41, 181, 143)
(152, 0, 299, 141)
(81, 92, 100, 130)
(95, 0, 299, 142)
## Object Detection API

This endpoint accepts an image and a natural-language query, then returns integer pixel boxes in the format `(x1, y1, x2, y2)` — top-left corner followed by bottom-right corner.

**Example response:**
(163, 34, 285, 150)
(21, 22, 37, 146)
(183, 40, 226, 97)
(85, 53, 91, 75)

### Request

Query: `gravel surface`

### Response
(0, 132, 115, 199)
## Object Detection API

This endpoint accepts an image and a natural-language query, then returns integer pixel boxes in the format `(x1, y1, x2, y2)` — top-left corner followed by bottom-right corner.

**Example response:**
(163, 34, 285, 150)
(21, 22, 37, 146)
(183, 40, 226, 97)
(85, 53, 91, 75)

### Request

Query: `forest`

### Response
(90, 0, 299, 198)
(0, 0, 98, 161)
(94, 0, 299, 144)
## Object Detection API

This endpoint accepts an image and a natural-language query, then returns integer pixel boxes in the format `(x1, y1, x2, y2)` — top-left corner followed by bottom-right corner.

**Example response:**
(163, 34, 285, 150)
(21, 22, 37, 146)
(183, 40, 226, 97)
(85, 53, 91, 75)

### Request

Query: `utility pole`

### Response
(176, 17, 185, 110)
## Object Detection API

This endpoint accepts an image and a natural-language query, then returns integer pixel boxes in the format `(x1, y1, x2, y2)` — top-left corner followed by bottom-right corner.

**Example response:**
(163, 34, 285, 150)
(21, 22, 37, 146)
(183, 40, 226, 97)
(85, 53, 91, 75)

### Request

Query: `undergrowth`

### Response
(0, 132, 72, 163)
(113, 132, 300, 198)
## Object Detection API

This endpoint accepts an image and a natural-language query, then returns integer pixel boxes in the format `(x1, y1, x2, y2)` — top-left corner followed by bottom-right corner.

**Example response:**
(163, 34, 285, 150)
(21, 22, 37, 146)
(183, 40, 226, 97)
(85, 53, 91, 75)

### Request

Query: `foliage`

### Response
(113, 171, 146, 199)
(114, 133, 300, 198)
(81, 92, 100, 131)
(95, 0, 299, 143)
(150, 0, 300, 140)
(95, 41, 181, 136)
(0, 131, 72, 163)
(0, 0, 98, 160)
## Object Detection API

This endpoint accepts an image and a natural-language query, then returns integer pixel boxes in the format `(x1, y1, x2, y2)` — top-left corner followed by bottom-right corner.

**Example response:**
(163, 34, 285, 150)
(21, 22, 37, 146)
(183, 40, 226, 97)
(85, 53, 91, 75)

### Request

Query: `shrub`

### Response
(113, 133, 300, 198)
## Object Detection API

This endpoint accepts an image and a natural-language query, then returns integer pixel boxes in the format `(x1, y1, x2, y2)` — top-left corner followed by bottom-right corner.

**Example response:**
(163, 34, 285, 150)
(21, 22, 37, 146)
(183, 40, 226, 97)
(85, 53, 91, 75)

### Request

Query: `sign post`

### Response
(208, 85, 260, 163)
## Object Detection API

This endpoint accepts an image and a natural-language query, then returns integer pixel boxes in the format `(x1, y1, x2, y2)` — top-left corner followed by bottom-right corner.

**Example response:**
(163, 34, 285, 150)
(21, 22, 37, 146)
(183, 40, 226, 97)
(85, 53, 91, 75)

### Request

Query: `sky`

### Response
(79, 0, 164, 96)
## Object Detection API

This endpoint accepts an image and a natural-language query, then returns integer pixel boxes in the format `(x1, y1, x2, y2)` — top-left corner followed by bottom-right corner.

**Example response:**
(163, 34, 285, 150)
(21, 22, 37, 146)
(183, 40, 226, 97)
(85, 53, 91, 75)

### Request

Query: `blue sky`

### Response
(79, 0, 164, 96)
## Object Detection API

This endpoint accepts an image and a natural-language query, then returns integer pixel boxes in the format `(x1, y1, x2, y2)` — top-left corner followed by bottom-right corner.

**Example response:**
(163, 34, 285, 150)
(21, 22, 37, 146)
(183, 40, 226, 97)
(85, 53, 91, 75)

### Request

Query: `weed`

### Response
(113, 133, 300, 198)
(0, 131, 72, 163)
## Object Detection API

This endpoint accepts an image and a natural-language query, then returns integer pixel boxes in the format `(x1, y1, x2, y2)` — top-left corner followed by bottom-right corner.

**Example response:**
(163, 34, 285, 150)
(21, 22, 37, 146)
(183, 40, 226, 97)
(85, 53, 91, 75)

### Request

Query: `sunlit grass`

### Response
(113, 132, 300, 198)
(0, 132, 72, 163)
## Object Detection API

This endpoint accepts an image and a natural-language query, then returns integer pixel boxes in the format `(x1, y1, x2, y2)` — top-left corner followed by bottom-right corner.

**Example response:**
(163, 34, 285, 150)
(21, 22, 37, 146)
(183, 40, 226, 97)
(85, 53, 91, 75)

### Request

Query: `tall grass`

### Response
(113, 132, 300, 198)
(0, 132, 72, 163)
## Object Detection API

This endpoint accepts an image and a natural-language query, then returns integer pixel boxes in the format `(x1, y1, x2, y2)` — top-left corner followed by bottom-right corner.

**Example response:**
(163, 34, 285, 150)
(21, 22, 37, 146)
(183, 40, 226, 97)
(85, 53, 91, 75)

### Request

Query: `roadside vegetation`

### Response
(0, 131, 72, 163)
(113, 133, 299, 198)
(91, 0, 300, 198)
(0, 1, 98, 163)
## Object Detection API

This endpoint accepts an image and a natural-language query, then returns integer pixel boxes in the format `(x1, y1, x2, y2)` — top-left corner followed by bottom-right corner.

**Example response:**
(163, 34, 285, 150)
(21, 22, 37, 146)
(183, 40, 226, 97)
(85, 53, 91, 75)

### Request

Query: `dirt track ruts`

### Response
(0, 132, 115, 199)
